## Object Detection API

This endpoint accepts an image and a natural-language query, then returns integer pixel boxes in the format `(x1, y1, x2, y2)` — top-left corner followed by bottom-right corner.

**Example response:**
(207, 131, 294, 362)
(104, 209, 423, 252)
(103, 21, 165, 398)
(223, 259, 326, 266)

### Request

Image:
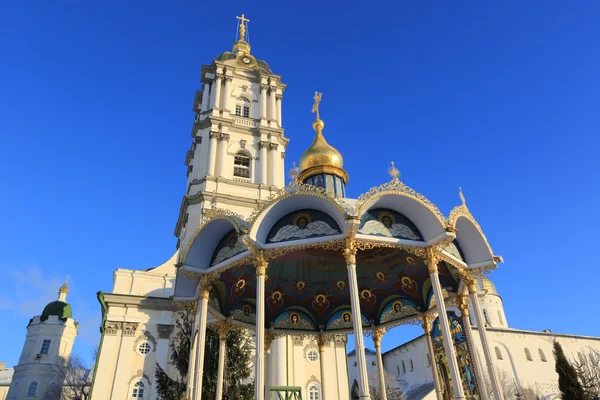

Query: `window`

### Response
(579, 352, 585, 364)
(243, 105, 250, 118)
(309, 384, 320, 400)
(468, 313, 474, 326)
(235, 96, 251, 118)
(525, 348, 532, 361)
(410, 359, 414, 371)
(495, 347, 503, 360)
(354, 361, 357, 367)
(235, 104, 241, 115)
(307, 350, 319, 362)
(426, 353, 431, 367)
(539, 348, 547, 362)
(483, 309, 490, 325)
(397, 365, 400, 375)
(40, 339, 51, 355)
(498, 310, 504, 325)
(138, 342, 151, 355)
(131, 381, 145, 398)
(233, 153, 250, 178)
(27, 381, 38, 396)
(372, 361, 376, 366)
(401, 360, 406, 374)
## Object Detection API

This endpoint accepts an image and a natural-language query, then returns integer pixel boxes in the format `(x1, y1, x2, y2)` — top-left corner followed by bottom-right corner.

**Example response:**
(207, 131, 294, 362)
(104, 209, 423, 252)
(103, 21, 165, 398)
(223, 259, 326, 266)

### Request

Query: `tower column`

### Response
(458, 294, 488, 400)
(259, 141, 268, 185)
(265, 334, 273, 398)
(223, 76, 232, 111)
(254, 257, 268, 400)
(317, 335, 328, 400)
(268, 143, 278, 186)
(426, 252, 465, 400)
(276, 94, 282, 126)
(422, 317, 443, 400)
(372, 329, 387, 400)
(218, 133, 230, 177)
(192, 280, 211, 400)
(344, 242, 371, 400)
(269, 87, 277, 121)
(467, 278, 504, 400)
(207, 132, 218, 177)
(260, 84, 268, 120)
(201, 82, 210, 112)
(214, 74, 223, 109)
(191, 136, 202, 180)
(216, 321, 229, 400)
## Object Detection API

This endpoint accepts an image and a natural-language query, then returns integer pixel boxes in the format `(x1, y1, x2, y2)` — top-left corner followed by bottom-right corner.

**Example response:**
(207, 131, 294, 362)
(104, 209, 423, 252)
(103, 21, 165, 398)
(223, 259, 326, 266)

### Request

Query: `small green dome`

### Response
(41, 300, 72, 322)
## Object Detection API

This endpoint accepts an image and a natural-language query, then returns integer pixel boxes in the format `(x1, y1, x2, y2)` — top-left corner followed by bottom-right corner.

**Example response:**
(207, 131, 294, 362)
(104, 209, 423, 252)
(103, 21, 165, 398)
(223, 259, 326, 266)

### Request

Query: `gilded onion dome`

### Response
(481, 276, 499, 296)
(298, 92, 348, 196)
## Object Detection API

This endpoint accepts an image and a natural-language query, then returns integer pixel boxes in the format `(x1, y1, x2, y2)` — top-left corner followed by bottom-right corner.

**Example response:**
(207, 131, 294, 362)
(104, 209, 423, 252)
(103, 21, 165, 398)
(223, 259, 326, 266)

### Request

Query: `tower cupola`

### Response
(298, 92, 348, 196)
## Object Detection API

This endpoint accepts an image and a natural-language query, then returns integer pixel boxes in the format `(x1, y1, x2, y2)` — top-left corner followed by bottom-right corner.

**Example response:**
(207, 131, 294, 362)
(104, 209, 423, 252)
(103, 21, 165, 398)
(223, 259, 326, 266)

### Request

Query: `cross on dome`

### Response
(236, 14, 250, 42)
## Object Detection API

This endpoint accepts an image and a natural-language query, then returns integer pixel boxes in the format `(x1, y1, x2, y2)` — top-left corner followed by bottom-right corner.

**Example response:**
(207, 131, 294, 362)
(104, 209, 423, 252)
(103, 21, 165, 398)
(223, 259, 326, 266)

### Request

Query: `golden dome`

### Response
(299, 119, 344, 171)
(481, 276, 499, 296)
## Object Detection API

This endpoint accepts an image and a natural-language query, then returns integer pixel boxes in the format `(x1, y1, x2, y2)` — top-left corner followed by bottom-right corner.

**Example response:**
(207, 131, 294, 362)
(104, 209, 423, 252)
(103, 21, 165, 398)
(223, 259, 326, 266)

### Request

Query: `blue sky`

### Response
(1, 1, 599, 367)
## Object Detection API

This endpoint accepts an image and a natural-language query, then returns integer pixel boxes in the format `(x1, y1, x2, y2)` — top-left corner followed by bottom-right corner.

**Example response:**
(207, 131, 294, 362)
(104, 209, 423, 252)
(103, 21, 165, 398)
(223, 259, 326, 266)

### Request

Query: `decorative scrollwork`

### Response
(264, 239, 346, 260)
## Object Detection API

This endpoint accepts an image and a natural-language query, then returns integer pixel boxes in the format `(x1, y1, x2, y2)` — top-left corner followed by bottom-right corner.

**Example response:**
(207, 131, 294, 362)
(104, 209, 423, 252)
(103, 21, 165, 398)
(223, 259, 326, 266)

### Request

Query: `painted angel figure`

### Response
(268, 213, 339, 243)
(212, 234, 246, 265)
(358, 213, 419, 240)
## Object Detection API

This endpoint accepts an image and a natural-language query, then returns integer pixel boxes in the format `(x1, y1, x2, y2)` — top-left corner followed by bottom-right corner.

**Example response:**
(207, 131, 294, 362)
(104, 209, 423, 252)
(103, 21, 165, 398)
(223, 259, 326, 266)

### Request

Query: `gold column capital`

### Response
(199, 273, 219, 299)
(254, 251, 268, 276)
(465, 276, 478, 294)
(343, 238, 357, 265)
(421, 314, 434, 333)
(457, 294, 469, 318)
(424, 248, 439, 274)
(372, 328, 385, 348)
(317, 334, 329, 352)
(265, 331, 276, 351)
(217, 320, 230, 340)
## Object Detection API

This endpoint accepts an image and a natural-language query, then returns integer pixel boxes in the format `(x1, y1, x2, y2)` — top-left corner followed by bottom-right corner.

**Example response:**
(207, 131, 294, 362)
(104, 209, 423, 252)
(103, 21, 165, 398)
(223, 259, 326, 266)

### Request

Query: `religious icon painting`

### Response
(379, 298, 418, 324)
(266, 209, 341, 243)
(273, 310, 315, 330)
(233, 304, 256, 324)
(357, 208, 422, 240)
(211, 229, 247, 266)
(325, 309, 369, 330)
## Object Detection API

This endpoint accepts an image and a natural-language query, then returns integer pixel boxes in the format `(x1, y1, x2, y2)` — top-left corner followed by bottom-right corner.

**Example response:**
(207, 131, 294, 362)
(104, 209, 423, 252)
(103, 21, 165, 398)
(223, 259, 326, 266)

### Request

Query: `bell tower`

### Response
(175, 15, 288, 248)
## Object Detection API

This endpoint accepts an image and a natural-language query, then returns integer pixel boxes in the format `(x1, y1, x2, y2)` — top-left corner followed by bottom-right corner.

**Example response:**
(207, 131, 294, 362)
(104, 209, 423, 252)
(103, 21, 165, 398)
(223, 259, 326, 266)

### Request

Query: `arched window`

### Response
(539, 348, 547, 362)
(353, 361, 357, 367)
(495, 347, 503, 360)
(524, 348, 533, 361)
(397, 365, 400, 375)
(409, 359, 414, 371)
(401, 360, 406, 374)
(235, 96, 251, 118)
(426, 353, 431, 367)
(309, 384, 320, 400)
(27, 381, 38, 396)
(131, 381, 145, 398)
(40, 339, 51, 355)
(497, 310, 504, 325)
(233, 152, 251, 178)
(483, 309, 490, 325)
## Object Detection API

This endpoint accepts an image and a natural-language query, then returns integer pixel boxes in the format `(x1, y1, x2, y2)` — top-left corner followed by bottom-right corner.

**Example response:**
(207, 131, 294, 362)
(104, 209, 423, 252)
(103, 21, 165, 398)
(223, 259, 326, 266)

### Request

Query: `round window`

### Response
(138, 342, 152, 355)
(307, 350, 319, 362)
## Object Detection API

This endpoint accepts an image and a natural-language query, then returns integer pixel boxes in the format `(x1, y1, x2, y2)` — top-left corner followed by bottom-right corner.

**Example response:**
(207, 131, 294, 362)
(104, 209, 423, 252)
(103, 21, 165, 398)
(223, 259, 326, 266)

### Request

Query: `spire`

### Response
(58, 275, 69, 302)
(233, 14, 251, 54)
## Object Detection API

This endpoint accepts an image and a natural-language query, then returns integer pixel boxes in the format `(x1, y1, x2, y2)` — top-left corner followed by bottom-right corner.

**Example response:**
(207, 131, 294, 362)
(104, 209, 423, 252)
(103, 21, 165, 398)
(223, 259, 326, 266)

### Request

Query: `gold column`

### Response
(422, 316, 443, 400)
(372, 328, 387, 400)
(317, 335, 328, 400)
(458, 294, 488, 400)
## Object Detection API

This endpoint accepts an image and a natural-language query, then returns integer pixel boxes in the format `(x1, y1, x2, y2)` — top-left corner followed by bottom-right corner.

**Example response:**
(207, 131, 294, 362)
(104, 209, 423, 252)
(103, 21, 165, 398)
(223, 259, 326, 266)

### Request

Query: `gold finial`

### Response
(388, 161, 400, 182)
(59, 275, 69, 293)
(459, 187, 466, 206)
(312, 91, 322, 121)
(289, 161, 300, 181)
(236, 14, 250, 42)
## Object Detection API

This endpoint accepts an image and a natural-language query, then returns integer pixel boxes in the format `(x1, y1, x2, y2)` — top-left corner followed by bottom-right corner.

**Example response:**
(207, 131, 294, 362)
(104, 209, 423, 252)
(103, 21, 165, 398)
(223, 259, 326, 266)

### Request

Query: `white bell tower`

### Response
(175, 15, 288, 248)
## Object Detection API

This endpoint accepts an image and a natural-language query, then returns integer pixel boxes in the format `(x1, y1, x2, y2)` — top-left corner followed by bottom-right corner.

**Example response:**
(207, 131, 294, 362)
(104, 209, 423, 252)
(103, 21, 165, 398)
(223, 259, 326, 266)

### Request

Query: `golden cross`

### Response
(312, 91, 322, 120)
(459, 187, 466, 205)
(236, 14, 250, 41)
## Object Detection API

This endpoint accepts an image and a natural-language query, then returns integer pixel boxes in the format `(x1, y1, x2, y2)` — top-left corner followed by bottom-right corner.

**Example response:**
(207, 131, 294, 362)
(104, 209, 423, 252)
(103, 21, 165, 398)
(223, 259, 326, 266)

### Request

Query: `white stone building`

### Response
(6, 283, 78, 399)
(348, 277, 600, 399)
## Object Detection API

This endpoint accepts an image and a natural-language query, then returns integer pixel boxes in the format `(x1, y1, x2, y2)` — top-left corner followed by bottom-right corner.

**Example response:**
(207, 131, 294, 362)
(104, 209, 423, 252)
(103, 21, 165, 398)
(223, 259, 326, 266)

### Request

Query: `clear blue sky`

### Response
(1, 1, 599, 367)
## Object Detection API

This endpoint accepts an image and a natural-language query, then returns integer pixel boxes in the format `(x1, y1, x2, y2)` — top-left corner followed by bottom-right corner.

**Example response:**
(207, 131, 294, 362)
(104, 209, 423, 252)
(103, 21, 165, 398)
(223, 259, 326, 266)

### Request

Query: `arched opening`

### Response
(495, 347, 503, 360)
(497, 310, 504, 325)
(539, 348, 547, 362)
(308, 384, 320, 400)
(131, 381, 145, 398)
(233, 152, 251, 178)
(235, 96, 251, 118)
(27, 381, 38, 396)
(524, 348, 533, 361)
(483, 309, 490, 326)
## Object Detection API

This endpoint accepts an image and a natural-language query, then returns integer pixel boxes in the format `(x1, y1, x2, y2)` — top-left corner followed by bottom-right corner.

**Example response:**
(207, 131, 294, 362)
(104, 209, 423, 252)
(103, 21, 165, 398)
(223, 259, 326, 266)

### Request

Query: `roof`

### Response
(348, 348, 376, 356)
(214, 51, 272, 74)
(0, 367, 14, 386)
(41, 300, 72, 322)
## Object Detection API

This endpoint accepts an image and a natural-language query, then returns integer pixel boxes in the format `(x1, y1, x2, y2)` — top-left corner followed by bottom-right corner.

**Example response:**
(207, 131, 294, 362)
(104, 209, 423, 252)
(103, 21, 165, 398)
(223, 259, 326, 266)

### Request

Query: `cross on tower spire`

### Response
(236, 14, 250, 42)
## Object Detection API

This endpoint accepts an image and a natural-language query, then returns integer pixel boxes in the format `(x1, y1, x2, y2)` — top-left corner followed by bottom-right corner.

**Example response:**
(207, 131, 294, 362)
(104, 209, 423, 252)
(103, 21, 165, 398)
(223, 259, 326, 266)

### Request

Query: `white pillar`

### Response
(259, 141, 268, 185)
(207, 132, 218, 177)
(344, 244, 371, 400)
(153, 325, 173, 400)
(268, 143, 278, 186)
(201, 82, 210, 112)
(216, 334, 227, 400)
(458, 295, 488, 400)
(266, 339, 273, 399)
(193, 283, 211, 400)
(191, 136, 202, 180)
(187, 328, 198, 398)
(222, 76, 231, 111)
(214, 74, 223, 109)
(318, 335, 327, 400)
(426, 255, 465, 400)
(422, 319, 443, 400)
(373, 329, 387, 400)
(218, 133, 230, 177)
(260, 84, 268, 119)
(255, 259, 267, 400)
(269, 87, 276, 121)
(276, 94, 282, 126)
(272, 337, 287, 386)
(468, 279, 504, 400)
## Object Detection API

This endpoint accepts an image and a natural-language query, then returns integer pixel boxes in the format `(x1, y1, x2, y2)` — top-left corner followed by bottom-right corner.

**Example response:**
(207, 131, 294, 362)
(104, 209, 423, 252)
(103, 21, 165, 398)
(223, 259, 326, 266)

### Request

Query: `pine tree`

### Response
(155, 303, 253, 400)
(554, 340, 587, 400)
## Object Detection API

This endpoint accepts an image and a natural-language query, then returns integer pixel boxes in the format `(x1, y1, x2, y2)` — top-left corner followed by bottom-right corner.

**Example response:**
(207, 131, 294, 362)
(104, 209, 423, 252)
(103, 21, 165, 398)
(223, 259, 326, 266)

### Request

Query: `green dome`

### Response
(41, 300, 72, 322)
